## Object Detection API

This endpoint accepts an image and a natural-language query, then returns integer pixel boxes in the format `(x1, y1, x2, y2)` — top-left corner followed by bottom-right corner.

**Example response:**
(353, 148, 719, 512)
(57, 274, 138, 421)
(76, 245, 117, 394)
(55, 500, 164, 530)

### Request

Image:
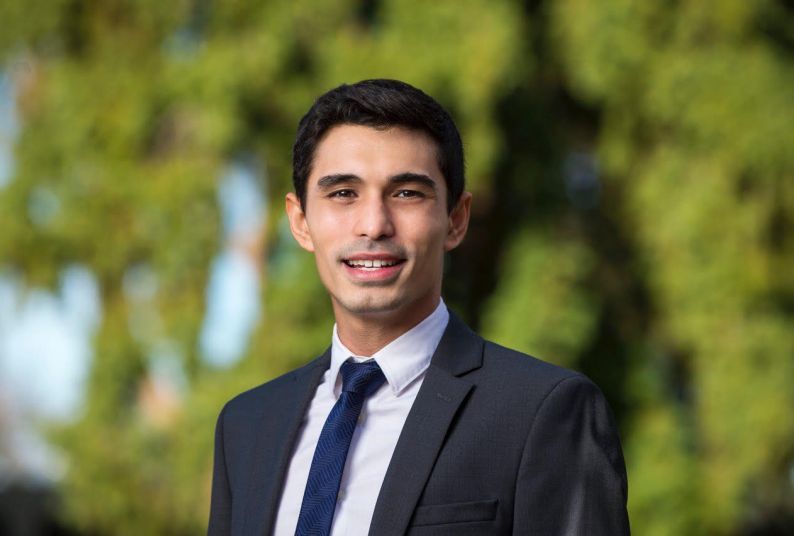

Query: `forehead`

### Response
(310, 124, 443, 184)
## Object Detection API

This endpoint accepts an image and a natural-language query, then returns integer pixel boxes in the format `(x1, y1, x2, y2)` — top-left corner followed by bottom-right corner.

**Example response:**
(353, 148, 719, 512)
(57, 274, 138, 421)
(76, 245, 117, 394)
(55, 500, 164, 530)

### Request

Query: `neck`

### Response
(334, 297, 441, 356)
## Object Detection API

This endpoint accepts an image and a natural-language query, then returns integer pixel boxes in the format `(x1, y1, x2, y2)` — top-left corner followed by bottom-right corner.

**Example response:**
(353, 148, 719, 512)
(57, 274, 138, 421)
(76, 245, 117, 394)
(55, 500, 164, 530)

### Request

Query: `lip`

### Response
(344, 253, 403, 261)
(341, 258, 406, 283)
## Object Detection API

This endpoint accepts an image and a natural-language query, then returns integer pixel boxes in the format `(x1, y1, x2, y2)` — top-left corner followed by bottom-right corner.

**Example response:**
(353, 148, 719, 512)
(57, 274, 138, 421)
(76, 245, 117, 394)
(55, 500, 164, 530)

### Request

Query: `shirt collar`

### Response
(329, 298, 449, 397)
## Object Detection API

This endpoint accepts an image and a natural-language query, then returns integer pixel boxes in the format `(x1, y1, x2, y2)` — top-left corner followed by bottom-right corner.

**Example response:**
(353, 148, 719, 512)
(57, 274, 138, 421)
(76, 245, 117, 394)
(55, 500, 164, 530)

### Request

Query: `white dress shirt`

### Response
(273, 299, 449, 535)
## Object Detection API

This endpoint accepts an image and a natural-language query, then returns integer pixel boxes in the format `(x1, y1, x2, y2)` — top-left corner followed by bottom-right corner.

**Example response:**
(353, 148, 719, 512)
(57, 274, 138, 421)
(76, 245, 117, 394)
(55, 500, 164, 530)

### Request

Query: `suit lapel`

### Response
(369, 312, 484, 535)
(242, 350, 330, 535)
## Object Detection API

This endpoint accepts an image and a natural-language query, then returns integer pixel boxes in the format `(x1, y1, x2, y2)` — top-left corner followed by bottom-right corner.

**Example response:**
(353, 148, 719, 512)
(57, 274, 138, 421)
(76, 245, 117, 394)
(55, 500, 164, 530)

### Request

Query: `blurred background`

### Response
(0, 0, 792, 534)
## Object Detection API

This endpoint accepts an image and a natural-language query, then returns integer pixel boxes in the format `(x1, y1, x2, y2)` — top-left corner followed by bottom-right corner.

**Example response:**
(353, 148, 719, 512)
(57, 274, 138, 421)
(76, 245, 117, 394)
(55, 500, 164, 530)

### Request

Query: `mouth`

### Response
(341, 255, 406, 282)
(343, 258, 404, 269)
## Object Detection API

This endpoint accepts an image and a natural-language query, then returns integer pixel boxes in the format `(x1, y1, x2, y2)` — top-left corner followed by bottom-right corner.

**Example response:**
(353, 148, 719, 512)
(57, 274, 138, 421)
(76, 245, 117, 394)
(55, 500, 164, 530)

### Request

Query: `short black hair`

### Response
(292, 79, 465, 213)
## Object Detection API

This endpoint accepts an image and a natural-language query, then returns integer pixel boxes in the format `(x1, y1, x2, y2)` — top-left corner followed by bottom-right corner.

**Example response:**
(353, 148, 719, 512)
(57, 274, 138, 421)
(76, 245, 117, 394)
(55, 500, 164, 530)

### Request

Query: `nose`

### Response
(353, 197, 395, 240)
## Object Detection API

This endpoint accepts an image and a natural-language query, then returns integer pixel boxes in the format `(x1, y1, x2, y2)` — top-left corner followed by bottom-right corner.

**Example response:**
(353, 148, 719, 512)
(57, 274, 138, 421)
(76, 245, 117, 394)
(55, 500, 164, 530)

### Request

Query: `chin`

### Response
(336, 292, 407, 317)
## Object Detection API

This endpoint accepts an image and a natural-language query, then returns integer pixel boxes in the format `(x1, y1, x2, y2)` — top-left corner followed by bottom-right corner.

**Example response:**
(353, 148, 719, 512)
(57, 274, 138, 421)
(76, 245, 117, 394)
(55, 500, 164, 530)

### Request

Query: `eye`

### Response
(329, 189, 356, 199)
(395, 190, 425, 198)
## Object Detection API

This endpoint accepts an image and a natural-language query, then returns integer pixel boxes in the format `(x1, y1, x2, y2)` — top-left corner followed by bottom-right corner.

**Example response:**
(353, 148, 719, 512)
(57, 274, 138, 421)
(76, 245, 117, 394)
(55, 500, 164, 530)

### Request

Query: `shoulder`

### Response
(438, 311, 582, 388)
(470, 337, 610, 420)
(479, 338, 590, 392)
(477, 338, 622, 453)
(221, 353, 328, 417)
(481, 339, 580, 381)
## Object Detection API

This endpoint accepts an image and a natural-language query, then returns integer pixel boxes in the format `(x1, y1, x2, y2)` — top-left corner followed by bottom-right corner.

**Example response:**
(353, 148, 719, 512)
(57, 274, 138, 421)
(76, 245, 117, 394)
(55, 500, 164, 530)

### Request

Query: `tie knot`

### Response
(340, 360, 386, 397)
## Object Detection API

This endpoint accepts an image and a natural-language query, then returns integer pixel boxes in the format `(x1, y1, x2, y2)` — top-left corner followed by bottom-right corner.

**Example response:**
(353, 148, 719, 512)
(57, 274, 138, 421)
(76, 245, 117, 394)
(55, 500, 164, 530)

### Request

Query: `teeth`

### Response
(347, 259, 399, 268)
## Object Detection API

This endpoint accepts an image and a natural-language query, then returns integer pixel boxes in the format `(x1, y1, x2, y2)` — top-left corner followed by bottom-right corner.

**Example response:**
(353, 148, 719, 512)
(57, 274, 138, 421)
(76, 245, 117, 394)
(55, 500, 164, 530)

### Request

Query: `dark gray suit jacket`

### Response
(208, 312, 630, 535)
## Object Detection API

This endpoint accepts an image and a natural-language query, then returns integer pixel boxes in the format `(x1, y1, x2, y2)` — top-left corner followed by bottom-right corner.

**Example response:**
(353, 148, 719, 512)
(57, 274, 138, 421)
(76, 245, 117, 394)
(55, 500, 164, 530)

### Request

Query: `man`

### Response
(208, 79, 630, 535)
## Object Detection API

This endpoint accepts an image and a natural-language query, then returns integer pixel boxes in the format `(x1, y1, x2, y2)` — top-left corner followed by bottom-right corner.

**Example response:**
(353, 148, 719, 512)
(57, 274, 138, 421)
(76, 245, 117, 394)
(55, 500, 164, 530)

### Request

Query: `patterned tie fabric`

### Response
(295, 359, 386, 536)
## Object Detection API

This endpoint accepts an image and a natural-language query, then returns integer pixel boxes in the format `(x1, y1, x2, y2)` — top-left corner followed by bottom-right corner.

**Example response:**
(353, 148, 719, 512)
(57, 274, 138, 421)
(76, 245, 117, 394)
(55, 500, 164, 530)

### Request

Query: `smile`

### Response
(341, 256, 406, 282)
(343, 259, 403, 269)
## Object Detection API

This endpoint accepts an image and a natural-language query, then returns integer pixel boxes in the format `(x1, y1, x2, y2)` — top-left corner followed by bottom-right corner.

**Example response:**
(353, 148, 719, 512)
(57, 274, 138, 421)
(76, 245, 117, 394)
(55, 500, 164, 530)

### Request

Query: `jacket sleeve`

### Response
(513, 375, 630, 535)
(208, 404, 232, 536)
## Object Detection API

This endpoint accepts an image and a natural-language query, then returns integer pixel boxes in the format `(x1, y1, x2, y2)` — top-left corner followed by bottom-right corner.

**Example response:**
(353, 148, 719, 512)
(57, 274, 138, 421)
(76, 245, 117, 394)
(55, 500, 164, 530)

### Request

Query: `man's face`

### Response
(286, 124, 470, 325)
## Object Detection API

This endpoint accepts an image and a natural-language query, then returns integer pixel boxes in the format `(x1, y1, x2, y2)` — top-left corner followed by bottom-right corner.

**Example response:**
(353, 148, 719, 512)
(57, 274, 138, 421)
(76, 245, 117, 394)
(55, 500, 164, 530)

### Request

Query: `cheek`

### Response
(306, 210, 347, 251)
(305, 234, 338, 283)
(400, 212, 448, 256)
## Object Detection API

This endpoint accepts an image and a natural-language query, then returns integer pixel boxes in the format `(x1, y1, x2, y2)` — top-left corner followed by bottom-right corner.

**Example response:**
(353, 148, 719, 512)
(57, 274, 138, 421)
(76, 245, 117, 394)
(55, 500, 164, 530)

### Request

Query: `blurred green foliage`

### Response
(1, 0, 792, 534)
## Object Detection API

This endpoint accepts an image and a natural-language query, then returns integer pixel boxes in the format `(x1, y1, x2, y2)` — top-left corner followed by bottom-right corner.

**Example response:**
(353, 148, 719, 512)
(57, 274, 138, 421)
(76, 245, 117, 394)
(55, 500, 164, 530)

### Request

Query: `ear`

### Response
(285, 192, 315, 252)
(444, 191, 472, 251)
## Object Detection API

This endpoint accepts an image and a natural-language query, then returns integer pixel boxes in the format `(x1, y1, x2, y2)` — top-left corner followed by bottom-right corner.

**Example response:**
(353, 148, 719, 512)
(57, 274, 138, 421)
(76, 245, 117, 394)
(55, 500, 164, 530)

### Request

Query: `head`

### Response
(292, 79, 465, 214)
(286, 79, 471, 330)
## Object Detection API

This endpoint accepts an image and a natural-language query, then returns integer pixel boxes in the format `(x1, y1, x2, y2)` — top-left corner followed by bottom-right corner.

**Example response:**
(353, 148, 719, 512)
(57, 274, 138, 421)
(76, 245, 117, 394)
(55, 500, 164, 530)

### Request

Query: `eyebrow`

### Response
(389, 172, 438, 191)
(316, 174, 362, 189)
(316, 172, 438, 191)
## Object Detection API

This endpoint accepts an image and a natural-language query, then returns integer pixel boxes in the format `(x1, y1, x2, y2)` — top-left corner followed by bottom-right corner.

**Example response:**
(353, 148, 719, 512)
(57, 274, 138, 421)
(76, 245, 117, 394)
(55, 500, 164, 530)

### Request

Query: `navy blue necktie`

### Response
(295, 359, 386, 536)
